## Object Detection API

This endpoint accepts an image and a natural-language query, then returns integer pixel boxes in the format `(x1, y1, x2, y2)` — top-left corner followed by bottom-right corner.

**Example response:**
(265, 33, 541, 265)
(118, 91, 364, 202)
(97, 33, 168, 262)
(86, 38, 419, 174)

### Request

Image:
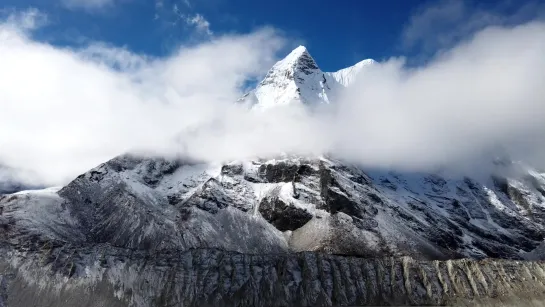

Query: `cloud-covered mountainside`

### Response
(2, 43, 545, 306)
(1, 15, 545, 187)
(0, 165, 41, 195)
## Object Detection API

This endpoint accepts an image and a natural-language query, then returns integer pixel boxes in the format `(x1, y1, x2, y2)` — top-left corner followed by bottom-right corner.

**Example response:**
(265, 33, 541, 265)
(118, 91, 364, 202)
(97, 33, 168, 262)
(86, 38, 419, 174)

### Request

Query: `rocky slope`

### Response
(3, 246, 545, 307)
(1, 46, 545, 306)
(1, 154, 545, 306)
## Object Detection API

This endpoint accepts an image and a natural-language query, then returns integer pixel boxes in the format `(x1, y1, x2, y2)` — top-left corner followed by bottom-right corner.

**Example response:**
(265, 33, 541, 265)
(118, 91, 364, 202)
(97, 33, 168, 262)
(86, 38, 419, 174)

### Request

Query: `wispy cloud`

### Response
(156, 1, 213, 36)
(61, 0, 117, 11)
(172, 3, 213, 36)
(183, 13, 212, 35)
(403, 0, 545, 53)
(1, 8, 48, 31)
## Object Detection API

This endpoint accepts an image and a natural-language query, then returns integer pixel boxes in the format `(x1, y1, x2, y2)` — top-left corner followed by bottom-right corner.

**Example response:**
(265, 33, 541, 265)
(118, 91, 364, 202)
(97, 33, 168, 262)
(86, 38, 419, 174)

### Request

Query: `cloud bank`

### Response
(403, 0, 545, 53)
(0, 10, 284, 184)
(335, 22, 545, 173)
(1, 9, 545, 186)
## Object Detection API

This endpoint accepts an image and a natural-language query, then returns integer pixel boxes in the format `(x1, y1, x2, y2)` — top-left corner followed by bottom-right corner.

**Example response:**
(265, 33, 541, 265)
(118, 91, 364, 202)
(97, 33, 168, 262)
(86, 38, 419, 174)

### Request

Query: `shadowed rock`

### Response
(259, 196, 313, 231)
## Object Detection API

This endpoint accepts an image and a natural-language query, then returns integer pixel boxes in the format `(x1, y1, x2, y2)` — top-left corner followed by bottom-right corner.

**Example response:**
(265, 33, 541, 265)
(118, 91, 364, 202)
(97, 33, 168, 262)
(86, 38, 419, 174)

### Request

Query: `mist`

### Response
(1, 10, 545, 186)
(331, 22, 545, 173)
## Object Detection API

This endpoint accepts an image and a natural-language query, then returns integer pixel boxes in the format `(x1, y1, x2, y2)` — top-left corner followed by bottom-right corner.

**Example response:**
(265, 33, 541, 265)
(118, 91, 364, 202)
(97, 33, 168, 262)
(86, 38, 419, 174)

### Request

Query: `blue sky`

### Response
(2, 0, 544, 71)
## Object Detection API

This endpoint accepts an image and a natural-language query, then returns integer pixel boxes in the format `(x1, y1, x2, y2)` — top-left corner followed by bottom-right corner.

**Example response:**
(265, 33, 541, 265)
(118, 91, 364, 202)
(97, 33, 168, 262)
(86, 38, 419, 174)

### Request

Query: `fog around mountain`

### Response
(1, 10, 544, 186)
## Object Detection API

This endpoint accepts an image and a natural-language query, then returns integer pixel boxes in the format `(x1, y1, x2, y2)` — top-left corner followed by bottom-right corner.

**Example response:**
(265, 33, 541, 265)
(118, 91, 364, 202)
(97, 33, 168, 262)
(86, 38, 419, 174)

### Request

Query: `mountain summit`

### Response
(242, 45, 375, 109)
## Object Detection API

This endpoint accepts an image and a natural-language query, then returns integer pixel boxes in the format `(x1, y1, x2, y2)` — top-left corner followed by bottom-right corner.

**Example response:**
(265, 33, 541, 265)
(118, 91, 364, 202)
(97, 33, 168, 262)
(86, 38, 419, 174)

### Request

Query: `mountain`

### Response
(240, 46, 374, 109)
(1, 46, 545, 307)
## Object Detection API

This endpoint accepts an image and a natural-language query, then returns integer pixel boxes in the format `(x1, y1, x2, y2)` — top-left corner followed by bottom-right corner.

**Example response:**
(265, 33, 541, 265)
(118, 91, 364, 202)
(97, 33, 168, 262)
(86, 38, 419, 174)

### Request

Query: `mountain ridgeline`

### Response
(1, 46, 545, 306)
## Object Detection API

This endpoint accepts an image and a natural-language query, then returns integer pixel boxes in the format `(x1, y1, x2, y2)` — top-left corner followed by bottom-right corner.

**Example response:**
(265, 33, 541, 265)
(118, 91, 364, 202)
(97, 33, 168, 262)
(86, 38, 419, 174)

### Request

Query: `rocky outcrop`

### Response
(259, 194, 313, 231)
(2, 245, 545, 307)
(3, 154, 545, 260)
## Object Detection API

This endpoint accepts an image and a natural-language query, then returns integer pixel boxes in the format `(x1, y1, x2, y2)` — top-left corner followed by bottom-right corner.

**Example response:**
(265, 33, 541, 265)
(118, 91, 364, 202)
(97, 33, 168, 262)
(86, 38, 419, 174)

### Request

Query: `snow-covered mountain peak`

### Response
(243, 46, 375, 109)
(328, 58, 376, 87)
(274, 45, 319, 75)
(250, 46, 332, 109)
(288, 45, 308, 56)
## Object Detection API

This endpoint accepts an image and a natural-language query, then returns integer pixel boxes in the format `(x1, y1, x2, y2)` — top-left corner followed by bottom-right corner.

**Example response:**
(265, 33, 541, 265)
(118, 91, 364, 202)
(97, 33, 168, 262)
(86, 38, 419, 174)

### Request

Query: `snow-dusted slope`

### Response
(242, 46, 374, 109)
(326, 58, 375, 87)
(2, 154, 545, 306)
(2, 154, 545, 260)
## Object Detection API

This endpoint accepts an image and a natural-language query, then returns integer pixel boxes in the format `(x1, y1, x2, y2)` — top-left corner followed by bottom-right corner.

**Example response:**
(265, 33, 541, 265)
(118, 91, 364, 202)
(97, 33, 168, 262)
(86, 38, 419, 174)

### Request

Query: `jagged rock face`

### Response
(3, 246, 545, 307)
(2, 154, 545, 260)
(1, 154, 545, 305)
(259, 188, 313, 231)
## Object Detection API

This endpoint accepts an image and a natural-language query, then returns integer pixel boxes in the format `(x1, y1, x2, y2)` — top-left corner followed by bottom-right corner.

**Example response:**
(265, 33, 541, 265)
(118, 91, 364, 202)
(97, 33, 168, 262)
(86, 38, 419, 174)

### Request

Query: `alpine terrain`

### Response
(2, 46, 545, 307)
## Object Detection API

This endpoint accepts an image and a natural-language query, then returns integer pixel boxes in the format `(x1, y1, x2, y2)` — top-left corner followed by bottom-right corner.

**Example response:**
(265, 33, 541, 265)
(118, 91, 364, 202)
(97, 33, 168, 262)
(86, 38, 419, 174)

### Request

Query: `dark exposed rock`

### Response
(366, 192, 383, 206)
(446, 200, 471, 221)
(167, 194, 182, 206)
(492, 175, 509, 196)
(181, 178, 230, 214)
(259, 197, 312, 231)
(295, 51, 319, 75)
(296, 164, 316, 178)
(104, 154, 142, 172)
(140, 159, 181, 188)
(221, 163, 244, 176)
(379, 178, 397, 190)
(258, 162, 299, 183)
(427, 228, 463, 252)
(89, 170, 107, 182)
(351, 217, 378, 231)
(318, 162, 364, 219)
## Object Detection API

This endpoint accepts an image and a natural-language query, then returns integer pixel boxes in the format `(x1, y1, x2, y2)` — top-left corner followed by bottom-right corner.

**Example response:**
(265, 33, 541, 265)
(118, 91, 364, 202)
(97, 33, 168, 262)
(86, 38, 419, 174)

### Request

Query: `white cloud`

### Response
(1, 8, 48, 31)
(0, 11, 283, 185)
(184, 14, 212, 35)
(155, 2, 212, 36)
(1, 9, 545, 186)
(335, 21, 545, 173)
(171, 4, 213, 36)
(173, 21, 545, 175)
(403, 0, 545, 53)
